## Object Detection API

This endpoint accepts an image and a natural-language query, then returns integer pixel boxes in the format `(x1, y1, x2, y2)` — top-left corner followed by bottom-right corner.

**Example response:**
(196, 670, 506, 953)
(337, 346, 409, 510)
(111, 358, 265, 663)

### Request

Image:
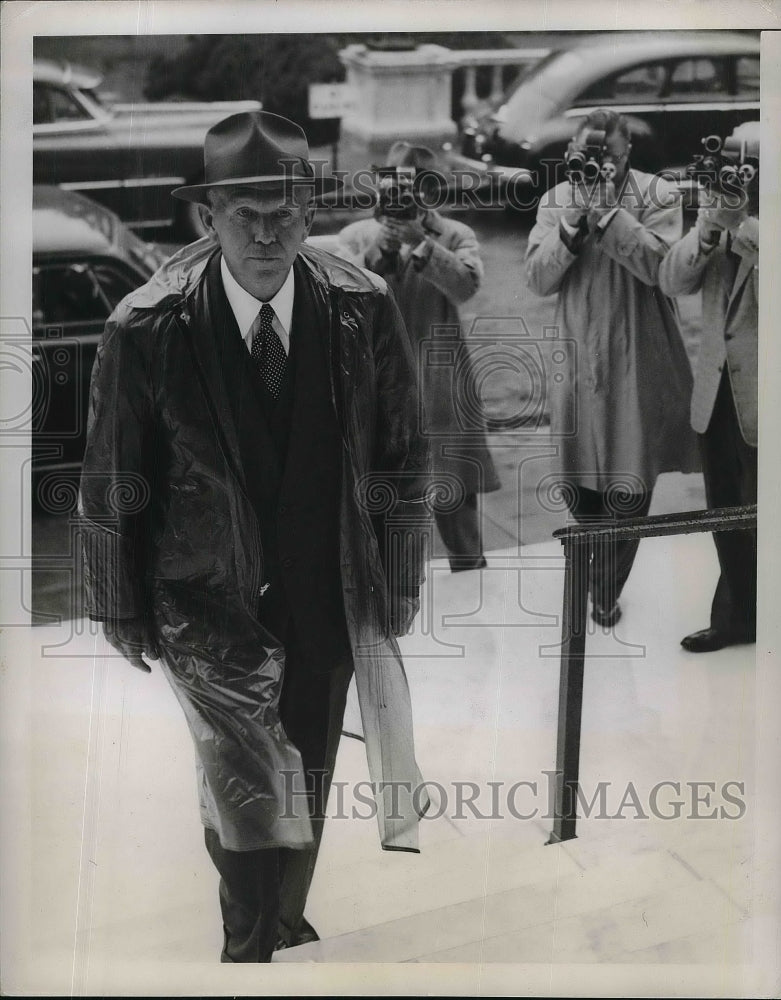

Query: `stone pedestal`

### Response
(337, 44, 458, 187)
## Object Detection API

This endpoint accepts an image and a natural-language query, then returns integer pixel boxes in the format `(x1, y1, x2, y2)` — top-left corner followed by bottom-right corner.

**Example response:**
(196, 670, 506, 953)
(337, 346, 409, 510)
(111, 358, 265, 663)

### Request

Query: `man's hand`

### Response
(382, 215, 428, 247)
(698, 189, 748, 239)
(561, 181, 592, 227)
(376, 220, 402, 255)
(103, 617, 158, 673)
(586, 178, 618, 219)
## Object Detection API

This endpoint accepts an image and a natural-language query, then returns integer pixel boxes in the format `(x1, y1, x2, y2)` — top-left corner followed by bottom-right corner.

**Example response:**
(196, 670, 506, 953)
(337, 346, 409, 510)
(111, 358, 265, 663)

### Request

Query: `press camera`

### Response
(686, 134, 758, 196)
(564, 129, 618, 184)
(374, 166, 420, 221)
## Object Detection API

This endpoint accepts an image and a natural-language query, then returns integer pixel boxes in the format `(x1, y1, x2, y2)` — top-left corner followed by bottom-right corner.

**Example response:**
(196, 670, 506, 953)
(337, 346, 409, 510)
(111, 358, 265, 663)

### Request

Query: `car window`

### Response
(33, 263, 112, 328)
(735, 56, 759, 98)
(574, 62, 666, 105)
(667, 57, 727, 98)
(33, 84, 51, 125)
(34, 83, 92, 125)
(90, 263, 142, 310)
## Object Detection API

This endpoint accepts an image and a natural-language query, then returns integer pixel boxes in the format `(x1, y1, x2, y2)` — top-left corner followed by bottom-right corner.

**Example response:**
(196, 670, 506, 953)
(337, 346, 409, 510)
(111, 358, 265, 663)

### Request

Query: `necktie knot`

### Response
(250, 304, 286, 399)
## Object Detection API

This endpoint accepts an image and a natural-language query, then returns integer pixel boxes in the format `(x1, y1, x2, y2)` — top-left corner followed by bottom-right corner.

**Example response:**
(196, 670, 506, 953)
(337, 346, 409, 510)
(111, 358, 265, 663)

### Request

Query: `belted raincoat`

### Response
(79, 238, 431, 853)
(525, 171, 698, 493)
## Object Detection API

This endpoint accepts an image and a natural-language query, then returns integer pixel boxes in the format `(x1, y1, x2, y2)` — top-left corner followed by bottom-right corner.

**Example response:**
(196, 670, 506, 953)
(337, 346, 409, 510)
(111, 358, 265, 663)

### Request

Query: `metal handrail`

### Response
(553, 504, 757, 543)
(548, 503, 757, 845)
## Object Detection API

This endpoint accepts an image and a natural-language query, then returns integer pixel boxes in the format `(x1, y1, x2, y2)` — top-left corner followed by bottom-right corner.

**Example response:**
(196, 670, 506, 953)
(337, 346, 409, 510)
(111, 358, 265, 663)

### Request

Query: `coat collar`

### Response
(116, 236, 387, 320)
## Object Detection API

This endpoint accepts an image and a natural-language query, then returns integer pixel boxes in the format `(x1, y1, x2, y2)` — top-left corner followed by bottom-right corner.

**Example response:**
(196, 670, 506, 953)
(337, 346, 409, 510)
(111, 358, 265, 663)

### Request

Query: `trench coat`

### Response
(525, 171, 699, 493)
(78, 238, 431, 853)
(337, 212, 500, 497)
(659, 216, 758, 447)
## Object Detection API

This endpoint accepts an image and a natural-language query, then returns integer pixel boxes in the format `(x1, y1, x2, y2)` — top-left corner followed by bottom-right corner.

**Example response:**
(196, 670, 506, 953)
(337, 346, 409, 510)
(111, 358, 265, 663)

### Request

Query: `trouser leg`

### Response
(276, 632, 353, 944)
(203, 827, 280, 963)
(435, 493, 486, 571)
(565, 482, 652, 608)
(700, 374, 758, 637)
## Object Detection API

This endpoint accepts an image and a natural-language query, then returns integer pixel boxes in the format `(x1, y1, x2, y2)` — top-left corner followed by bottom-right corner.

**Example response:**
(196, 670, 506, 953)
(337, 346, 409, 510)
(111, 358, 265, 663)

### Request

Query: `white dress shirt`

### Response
(220, 255, 295, 355)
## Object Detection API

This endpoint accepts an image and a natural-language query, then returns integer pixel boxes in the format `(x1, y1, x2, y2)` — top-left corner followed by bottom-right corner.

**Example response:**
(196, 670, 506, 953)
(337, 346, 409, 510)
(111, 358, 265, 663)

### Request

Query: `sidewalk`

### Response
(6, 521, 761, 996)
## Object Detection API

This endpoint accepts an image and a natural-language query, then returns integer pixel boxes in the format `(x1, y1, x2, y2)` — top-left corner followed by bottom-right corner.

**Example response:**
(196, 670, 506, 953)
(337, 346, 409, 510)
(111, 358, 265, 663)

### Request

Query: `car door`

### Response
(33, 82, 156, 227)
(33, 82, 117, 186)
(656, 55, 751, 170)
(32, 255, 147, 477)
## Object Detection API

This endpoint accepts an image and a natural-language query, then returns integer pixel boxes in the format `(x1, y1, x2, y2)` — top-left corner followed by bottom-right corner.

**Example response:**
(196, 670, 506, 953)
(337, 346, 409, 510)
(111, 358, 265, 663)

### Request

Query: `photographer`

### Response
(525, 108, 697, 627)
(659, 121, 759, 652)
(338, 142, 500, 572)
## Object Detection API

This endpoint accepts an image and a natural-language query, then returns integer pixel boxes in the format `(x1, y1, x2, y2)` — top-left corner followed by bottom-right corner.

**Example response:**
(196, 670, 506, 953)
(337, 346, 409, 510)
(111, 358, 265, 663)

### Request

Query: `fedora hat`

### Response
(384, 141, 444, 174)
(171, 110, 342, 203)
(375, 141, 467, 206)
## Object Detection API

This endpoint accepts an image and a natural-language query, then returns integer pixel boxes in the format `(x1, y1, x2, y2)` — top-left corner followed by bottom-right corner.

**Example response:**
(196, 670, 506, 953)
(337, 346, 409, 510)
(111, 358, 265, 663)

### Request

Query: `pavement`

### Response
(3, 527, 765, 995)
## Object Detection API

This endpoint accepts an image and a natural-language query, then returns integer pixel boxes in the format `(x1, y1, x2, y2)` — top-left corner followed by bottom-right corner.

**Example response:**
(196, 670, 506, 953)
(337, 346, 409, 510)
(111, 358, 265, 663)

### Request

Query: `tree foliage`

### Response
(145, 34, 345, 144)
(145, 33, 516, 143)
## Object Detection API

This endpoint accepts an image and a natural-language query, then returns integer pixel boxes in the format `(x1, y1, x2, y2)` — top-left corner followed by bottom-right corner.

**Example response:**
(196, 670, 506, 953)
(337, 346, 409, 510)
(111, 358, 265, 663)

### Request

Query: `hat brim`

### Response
(171, 174, 343, 204)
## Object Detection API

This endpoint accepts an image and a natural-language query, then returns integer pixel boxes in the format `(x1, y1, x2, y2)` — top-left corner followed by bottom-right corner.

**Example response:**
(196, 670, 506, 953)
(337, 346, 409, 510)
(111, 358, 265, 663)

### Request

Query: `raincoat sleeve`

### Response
(658, 222, 715, 297)
(525, 190, 581, 297)
(595, 178, 682, 286)
(335, 220, 370, 268)
(371, 288, 432, 598)
(78, 308, 157, 621)
(412, 225, 482, 303)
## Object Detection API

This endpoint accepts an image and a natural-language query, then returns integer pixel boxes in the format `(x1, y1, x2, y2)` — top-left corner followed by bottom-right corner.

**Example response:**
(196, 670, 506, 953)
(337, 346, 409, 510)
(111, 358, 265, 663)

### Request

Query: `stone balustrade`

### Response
(449, 49, 550, 124)
(337, 43, 549, 183)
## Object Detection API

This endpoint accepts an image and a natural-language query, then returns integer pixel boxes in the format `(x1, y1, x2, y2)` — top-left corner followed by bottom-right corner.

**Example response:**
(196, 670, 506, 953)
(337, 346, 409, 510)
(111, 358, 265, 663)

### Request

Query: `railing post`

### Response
(489, 63, 504, 105)
(461, 65, 479, 118)
(547, 533, 589, 844)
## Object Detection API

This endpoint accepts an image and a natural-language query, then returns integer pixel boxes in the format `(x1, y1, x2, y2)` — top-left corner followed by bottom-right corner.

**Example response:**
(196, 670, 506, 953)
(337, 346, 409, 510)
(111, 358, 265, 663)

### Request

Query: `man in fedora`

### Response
(79, 111, 431, 962)
(337, 142, 499, 572)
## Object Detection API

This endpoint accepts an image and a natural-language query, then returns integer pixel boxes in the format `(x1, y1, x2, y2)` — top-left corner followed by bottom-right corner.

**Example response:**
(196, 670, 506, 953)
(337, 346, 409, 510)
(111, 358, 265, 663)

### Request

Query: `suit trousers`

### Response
(435, 493, 487, 571)
(700, 372, 757, 638)
(204, 628, 353, 962)
(564, 482, 653, 610)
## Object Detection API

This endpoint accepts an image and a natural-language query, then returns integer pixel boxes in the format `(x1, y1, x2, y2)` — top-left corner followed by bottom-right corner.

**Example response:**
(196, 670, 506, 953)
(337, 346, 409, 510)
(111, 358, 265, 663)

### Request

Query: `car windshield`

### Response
(500, 49, 587, 128)
(120, 227, 169, 273)
(83, 86, 110, 110)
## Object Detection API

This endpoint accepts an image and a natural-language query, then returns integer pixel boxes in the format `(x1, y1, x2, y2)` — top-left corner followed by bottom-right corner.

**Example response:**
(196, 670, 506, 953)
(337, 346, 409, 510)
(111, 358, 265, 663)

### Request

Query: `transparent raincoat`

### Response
(79, 239, 431, 852)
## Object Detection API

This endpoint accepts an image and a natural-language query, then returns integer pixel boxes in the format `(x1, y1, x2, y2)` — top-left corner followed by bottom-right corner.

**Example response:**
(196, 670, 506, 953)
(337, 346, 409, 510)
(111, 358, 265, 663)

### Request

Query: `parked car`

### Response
(444, 31, 759, 207)
(33, 59, 262, 239)
(32, 186, 169, 503)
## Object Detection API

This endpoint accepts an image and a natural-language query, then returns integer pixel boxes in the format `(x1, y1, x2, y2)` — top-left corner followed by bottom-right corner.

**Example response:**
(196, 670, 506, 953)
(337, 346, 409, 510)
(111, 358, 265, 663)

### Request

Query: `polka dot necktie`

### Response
(249, 303, 287, 399)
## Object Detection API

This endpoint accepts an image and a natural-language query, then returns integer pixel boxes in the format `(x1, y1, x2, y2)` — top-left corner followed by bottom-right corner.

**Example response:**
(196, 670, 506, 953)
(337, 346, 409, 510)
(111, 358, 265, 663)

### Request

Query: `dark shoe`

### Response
(450, 555, 487, 573)
(592, 601, 622, 628)
(680, 627, 755, 653)
(275, 916, 320, 951)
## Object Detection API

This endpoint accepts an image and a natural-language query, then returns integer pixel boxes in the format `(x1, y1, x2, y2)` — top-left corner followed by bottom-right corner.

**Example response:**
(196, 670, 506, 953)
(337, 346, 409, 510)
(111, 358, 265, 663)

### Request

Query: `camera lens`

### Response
(702, 135, 722, 154)
(600, 161, 617, 182)
(583, 159, 601, 182)
(738, 163, 757, 185)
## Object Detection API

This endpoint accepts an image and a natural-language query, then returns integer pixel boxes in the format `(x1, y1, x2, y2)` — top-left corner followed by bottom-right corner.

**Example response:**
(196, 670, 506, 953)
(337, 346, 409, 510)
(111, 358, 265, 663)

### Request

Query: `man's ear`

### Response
(303, 199, 317, 237)
(198, 203, 217, 238)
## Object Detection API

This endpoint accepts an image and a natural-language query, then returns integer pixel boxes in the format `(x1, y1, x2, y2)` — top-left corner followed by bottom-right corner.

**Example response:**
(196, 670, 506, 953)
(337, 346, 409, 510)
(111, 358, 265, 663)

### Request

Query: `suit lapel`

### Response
(723, 233, 755, 329)
(185, 251, 282, 498)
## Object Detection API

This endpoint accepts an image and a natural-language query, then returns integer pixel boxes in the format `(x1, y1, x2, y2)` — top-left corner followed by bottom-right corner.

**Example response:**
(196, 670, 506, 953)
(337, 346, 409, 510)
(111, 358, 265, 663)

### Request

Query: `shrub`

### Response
(145, 34, 345, 145)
